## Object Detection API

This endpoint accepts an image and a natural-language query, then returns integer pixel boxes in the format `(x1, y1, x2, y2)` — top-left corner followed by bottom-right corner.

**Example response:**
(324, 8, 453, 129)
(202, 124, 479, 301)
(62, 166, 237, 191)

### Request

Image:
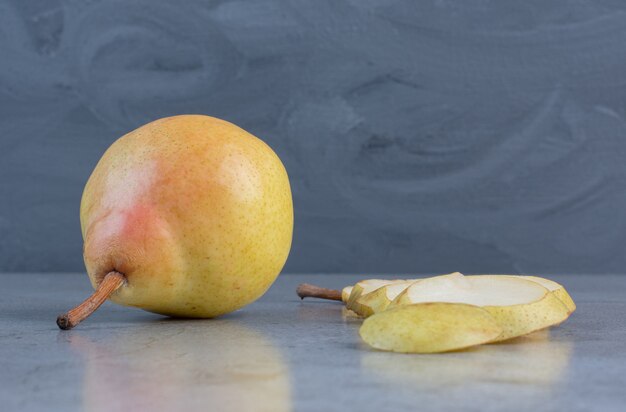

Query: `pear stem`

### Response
(296, 283, 343, 301)
(56, 271, 126, 330)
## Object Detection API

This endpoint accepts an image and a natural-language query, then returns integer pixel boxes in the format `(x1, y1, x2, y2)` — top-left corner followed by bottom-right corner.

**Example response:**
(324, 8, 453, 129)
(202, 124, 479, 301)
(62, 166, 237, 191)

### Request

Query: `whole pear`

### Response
(76, 115, 292, 320)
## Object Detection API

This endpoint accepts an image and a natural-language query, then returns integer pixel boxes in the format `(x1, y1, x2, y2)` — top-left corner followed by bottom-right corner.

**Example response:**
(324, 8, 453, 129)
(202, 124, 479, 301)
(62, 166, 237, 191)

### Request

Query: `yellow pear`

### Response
(359, 303, 502, 353)
(58, 115, 293, 329)
(390, 274, 571, 342)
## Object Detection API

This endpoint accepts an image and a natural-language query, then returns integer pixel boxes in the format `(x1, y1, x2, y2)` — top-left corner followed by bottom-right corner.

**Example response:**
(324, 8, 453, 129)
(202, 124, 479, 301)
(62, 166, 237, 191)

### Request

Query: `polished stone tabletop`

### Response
(1, 273, 625, 411)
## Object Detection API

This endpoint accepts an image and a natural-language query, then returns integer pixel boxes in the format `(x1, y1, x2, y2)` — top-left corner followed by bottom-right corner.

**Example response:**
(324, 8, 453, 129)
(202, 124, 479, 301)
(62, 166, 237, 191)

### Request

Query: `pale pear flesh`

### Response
(360, 303, 502, 353)
(515, 275, 576, 314)
(341, 286, 353, 303)
(81, 115, 293, 318)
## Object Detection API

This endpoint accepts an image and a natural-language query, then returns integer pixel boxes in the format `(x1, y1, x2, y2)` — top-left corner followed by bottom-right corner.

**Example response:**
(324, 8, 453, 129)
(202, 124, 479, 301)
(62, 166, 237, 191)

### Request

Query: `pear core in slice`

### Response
(360, 303, 502, 353)
(352, 281, 419, 317)
(390, 274, 570, 342)
(515, 276, 576, 314)
(341, 286, 353, 303)
(346, 279, 406, 313)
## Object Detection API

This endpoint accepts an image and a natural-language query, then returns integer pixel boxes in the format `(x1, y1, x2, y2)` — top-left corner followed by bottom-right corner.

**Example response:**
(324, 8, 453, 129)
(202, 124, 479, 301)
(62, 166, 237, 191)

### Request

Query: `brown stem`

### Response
(296, 283, 343, 301)
(57, 271, 126, 330)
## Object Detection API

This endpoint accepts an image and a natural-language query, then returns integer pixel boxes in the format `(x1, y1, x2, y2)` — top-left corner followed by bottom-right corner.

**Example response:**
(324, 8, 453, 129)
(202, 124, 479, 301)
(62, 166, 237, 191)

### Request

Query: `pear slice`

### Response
(359, 303, 502, 353)
(353, 272, 465, 317)
(390, 274, 570, 342)
(346, 279, 406, 314)
(352, 281, 418, 317)
(515, 276, 576, 314)
(341, 286, 353, 303)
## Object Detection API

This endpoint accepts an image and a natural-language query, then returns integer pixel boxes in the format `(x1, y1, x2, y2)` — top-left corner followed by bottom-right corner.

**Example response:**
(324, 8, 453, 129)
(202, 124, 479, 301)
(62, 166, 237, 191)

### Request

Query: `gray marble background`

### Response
(1, 0, 625, 274)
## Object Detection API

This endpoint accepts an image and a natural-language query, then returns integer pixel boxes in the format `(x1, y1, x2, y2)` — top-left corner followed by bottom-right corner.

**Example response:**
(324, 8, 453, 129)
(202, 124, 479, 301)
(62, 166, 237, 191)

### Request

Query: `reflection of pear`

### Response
(362, 330, 572, 387)
(69, 321, 292, 412)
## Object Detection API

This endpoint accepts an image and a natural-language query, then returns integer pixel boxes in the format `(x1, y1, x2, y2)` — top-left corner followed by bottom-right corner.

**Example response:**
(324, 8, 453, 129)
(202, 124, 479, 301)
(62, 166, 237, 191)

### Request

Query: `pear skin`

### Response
(485, 291, 570, 342)
(360, 303, 502, 353)
(80, 115, 293, 318)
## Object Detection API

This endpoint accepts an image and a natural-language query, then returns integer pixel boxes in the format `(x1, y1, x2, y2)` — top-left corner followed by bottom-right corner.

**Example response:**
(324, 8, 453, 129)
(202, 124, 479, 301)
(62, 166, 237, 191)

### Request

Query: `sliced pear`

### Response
(341, 286, 353, 303)
(515, 275, 576, 314)
(352, 272, 465, 317)
(359, 303, 502, 353)
(390, 274, 570, 342)
(352, 281, 418, 317)
(346, 279, 406, 314)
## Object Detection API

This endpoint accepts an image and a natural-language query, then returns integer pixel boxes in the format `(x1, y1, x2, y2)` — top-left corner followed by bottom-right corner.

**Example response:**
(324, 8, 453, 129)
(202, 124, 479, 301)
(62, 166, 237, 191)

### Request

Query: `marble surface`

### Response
(1, 273, 625, 411)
